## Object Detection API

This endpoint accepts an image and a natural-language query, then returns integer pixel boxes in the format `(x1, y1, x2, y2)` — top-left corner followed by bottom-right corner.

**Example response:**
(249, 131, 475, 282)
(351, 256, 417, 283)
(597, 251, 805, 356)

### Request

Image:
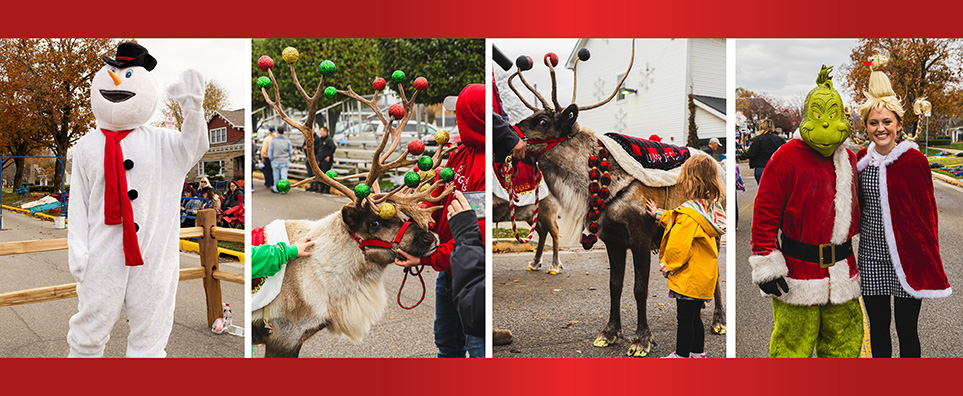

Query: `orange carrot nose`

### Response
(108, 69, 122, 86)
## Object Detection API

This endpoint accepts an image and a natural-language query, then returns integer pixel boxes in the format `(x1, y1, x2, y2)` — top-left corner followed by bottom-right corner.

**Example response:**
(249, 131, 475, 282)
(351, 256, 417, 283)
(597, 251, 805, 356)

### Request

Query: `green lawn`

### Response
(928, 157, 963, 167)
(934, 169, 962, 179)
(933, 143, 963, 150)
(493, 227, 530, 239)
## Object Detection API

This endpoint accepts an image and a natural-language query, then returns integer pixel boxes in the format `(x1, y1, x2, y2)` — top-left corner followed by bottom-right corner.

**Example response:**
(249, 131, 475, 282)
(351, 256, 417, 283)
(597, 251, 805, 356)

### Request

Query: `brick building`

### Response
(190, 108, 245, 184)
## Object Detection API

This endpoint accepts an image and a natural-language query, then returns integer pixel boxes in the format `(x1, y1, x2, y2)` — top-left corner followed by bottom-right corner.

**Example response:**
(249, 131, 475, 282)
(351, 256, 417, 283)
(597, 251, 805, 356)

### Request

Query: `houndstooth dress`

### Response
(858, 163, 911, 298)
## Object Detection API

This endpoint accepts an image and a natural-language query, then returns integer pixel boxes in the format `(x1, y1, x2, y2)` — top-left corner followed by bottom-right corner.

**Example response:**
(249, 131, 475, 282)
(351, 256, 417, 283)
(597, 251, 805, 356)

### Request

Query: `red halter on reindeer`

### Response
(503, 39, 726, 357)
(250, 46, 457, 357)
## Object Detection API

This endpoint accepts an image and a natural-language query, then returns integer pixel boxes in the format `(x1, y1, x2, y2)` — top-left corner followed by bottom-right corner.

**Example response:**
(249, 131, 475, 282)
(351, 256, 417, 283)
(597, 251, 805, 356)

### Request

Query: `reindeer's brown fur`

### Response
(493, 194, 562, 273)
(517, 104, 725, 357)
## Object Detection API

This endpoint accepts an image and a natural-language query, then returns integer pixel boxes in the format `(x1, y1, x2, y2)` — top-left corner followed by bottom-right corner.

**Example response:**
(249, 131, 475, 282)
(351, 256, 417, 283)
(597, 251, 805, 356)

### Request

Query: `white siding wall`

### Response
(694, 107, 726, 139)
(571, 39, 688, 145)
(688, 39, 727, 98)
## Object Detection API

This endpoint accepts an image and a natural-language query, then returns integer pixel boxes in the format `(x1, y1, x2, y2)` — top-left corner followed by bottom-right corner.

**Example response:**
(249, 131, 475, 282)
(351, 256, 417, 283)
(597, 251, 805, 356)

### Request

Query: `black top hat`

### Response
(103, 42, 157, 71)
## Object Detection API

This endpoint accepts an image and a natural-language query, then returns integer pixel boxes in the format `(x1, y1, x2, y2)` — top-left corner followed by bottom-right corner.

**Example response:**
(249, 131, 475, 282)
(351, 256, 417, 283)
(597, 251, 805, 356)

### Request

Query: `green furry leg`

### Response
(770, 299, 864, 358)
(770, 300, 820, 357)
(815, 299, 863, 358)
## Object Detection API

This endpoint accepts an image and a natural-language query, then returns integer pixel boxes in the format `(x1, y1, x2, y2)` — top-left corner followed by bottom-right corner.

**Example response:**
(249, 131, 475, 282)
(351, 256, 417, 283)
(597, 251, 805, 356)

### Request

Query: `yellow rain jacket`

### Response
(657, 199, 726, 300)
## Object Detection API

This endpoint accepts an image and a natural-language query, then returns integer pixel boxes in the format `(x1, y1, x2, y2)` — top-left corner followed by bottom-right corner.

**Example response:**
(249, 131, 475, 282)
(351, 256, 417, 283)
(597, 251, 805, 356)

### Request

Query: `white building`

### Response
(559, 39, 726, 144)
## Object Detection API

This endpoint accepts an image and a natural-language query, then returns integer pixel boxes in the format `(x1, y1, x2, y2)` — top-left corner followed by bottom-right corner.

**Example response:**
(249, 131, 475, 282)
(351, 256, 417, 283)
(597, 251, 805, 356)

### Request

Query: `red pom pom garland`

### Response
(581, 140, 612, 249)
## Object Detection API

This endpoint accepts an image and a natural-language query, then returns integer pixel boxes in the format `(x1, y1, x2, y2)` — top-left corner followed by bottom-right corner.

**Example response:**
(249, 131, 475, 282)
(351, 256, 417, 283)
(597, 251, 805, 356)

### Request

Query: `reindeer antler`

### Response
(256, 49, 457, 228)
(506, 39, 636, 113)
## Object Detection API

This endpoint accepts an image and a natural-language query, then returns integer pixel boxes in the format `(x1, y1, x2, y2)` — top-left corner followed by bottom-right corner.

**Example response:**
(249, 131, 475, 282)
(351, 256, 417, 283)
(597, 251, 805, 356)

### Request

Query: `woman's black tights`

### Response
(676, 299, 705, 357)
(863, 295, 922, 358)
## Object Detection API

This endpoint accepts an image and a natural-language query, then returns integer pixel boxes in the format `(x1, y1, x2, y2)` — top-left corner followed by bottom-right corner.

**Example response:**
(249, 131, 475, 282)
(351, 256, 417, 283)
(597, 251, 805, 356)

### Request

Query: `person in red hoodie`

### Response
(395, 83, 486, 357)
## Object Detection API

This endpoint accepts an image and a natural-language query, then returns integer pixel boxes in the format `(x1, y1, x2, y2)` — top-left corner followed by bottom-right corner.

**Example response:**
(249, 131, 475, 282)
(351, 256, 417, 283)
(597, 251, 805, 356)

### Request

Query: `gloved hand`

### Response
(758, 277, 789, 296)
(168, 69, 204, 113)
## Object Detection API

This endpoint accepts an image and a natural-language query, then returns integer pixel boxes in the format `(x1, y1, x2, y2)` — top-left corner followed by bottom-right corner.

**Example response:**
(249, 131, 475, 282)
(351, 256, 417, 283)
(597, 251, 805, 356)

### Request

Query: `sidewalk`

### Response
(0, 208, 244, 357)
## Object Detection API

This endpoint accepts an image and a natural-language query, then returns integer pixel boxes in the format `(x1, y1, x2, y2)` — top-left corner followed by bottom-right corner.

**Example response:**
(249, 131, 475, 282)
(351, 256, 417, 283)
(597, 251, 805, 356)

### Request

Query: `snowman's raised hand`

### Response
(168, 69, 205, 113)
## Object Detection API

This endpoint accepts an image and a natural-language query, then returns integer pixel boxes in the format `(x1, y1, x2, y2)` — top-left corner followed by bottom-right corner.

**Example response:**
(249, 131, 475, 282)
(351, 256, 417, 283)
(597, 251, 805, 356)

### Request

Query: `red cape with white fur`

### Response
(749, 138, 861, 306)
(856, 141, 951, 299)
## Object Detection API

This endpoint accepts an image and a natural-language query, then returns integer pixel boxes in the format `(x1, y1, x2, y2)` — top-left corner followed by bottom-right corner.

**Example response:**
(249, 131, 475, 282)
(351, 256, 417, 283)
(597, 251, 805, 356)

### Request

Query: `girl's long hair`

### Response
(679, 155, 724, 204)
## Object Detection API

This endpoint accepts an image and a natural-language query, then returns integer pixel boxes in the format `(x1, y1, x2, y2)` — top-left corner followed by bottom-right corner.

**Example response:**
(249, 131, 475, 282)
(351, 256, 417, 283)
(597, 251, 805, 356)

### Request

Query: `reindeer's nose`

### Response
(418, 232, 435, 246)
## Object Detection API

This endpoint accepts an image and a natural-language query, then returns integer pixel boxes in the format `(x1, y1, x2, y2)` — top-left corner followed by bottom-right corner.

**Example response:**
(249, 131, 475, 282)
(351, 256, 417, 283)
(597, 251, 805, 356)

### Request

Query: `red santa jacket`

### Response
(856, 141, 951, 299)
(750, 138, 861, 306)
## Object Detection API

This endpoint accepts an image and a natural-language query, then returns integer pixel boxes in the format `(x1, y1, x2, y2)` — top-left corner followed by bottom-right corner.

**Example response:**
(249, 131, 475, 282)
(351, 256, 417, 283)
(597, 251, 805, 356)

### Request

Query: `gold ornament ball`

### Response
(419, 183, 431, 192)
(435, 129, 450, 145)
(378, 203, 396, 219)
(282, 47, 300, 63)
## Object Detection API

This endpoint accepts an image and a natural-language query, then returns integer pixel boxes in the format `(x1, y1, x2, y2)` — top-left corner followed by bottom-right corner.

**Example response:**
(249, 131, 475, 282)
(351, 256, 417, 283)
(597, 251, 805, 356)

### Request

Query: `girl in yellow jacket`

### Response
(646, 154, 726, 358)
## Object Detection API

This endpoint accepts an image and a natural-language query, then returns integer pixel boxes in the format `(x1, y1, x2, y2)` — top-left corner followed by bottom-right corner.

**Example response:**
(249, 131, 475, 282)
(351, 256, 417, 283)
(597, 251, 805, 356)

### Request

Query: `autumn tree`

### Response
(845, 39, 963, 139)
(735, 88, 801, 135)
(155, 78, 231, 129)
(0, 38, 122, 190)
(0, 39, 54, 188)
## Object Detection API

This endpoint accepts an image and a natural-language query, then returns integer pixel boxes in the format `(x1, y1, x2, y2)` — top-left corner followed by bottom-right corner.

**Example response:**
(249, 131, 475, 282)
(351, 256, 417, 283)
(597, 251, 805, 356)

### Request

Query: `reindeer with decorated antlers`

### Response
(503, 39, 726, 357)
(250, 47, 458, 357)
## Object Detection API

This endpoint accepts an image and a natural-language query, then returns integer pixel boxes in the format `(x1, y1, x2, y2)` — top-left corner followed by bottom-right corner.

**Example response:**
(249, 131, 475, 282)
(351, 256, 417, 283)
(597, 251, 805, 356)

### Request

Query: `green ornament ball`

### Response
(256, 76, 271, 89)
(324, 86, 337, 99)
(404, 171, 421, 188)
(354, 183, 371, 199)
(325, 170, 337, 179)
(319, 60, 336, 76)
(440, 167, 455, 183)
(392, 70, 406, 83)
(417, 155, 433, 171)
(276, 179, 291, 194)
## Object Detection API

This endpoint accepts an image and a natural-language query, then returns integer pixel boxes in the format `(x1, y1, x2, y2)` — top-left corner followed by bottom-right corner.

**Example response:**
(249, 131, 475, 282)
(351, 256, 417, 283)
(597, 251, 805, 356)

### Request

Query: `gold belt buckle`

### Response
(818, 243, 836, 268)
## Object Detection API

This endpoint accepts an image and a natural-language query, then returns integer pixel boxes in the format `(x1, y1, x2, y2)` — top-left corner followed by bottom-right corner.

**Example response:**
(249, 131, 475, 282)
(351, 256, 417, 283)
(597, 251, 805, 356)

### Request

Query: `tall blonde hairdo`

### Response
(758, 119, 775, 134)
(679, 154, 724, 204)
(858, 53, 905, 123)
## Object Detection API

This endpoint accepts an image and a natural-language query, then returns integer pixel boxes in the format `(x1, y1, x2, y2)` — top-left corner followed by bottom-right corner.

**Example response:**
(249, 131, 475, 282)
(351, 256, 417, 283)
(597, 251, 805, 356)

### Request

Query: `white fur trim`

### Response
(597, 134, 702, 187)
(251, 220, 291, 311)
(869, 145, 952, 299)
(830, 145, 853, 245)
(749, 250, 789, 284)
(828, 258, 862, 304)
(857, 140, 917, 172)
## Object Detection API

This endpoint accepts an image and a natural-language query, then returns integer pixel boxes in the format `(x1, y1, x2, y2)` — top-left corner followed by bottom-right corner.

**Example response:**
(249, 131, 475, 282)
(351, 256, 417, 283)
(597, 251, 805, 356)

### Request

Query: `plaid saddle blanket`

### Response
(604, 133, 690, 170)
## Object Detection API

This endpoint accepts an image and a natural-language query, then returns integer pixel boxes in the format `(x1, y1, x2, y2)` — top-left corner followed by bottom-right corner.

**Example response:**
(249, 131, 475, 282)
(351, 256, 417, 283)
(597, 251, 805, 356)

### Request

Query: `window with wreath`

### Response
(210, 127, 227, 144)
(199, 160, 224, 177)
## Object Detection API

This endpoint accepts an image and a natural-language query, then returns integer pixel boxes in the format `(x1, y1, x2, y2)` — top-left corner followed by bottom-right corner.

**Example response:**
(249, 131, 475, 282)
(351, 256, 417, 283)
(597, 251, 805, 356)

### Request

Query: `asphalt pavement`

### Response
(493, 247, 727, 358)
(736, 161, 963, 358)
(251, 184, 442, 358)
(0, 209, 244, 357)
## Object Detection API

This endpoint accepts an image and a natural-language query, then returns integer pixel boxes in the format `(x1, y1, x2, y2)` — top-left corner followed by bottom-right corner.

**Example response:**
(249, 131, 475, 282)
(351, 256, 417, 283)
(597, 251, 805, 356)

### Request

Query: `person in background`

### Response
(745, 119, 785, 185)
(308, 126, 336, 193)
(268, 126, 293, 194)
(261, 126, 276, 190)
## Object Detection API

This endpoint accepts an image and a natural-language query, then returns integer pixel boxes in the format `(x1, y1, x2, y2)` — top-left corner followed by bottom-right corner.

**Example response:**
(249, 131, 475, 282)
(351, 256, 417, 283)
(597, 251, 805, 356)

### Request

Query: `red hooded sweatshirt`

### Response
(423, 83, 486, 273)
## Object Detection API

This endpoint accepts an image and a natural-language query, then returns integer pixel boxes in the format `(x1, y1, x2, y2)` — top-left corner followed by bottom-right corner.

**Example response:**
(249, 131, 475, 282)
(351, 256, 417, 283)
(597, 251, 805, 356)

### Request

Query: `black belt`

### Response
(780, 234, 852, 268)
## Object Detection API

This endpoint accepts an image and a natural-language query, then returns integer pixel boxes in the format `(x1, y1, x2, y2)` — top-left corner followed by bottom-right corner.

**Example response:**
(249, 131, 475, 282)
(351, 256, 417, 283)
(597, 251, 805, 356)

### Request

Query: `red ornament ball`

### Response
(544, 53, 559, 67)
(588, 155, 599, 167)
(257, 56, 275, 71)
(373, 77, 387, 91)
(599, 148, 609, 158)
(413, 77, 428, 91)
(589, 169, 600, 180)
(408, 139, 426, 155)
(599, 159, 610, 171)
(588, 223, 600, 234)
(389, 104, 406, 119)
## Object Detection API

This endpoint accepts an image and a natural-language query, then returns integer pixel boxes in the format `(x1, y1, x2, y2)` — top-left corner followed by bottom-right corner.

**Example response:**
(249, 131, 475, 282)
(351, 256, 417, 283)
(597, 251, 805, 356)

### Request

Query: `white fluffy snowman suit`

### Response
(67, 44, 208, 357)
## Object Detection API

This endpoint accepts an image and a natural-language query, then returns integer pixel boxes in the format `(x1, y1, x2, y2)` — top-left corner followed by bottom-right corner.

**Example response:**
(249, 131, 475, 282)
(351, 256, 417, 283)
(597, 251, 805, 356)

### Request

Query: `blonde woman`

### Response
(855, 54, 950, 358)
(746, 119, 785, 184)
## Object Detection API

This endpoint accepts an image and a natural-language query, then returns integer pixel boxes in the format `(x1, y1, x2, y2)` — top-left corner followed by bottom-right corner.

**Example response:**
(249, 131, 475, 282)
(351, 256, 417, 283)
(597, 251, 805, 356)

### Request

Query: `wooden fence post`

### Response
(196, 209, 222, 327)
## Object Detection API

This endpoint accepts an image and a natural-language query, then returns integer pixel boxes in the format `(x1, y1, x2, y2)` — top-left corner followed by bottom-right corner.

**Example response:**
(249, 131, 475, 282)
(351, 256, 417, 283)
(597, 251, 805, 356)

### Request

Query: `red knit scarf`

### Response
(102, 129, 143, 266)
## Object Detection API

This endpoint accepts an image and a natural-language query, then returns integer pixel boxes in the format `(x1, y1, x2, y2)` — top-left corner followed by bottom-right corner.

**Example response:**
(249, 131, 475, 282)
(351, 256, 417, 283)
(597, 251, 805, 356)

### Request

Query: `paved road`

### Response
(493, 247, 727, 358)
(736, 161, 963, 358)
(0, 210, 244, 357)
(252, 186, 442, 358)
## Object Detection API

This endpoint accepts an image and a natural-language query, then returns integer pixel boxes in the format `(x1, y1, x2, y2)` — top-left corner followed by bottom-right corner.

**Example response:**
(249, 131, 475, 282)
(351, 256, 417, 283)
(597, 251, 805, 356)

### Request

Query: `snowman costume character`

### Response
(67, 43, 209, 357)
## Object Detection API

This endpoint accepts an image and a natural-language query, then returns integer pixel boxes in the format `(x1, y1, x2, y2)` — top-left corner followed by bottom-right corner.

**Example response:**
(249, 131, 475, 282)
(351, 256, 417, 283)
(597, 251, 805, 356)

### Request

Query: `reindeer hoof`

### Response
(592, 334, 620, 348)
(626, 344, 649, 357)
(712, 324, 727, 335)
(546, 269, 558, 275)
(526, 262, 541, 271)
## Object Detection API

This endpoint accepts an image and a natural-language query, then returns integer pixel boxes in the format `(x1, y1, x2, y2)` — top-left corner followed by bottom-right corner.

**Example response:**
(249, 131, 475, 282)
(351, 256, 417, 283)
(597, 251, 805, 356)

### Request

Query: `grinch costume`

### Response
(67, 43, 208, 357)
(749, 65, 863, 358)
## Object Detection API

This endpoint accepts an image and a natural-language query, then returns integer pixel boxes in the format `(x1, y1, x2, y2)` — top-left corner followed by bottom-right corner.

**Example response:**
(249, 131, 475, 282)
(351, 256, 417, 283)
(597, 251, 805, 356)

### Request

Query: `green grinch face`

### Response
(799, 65, 850, 157)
